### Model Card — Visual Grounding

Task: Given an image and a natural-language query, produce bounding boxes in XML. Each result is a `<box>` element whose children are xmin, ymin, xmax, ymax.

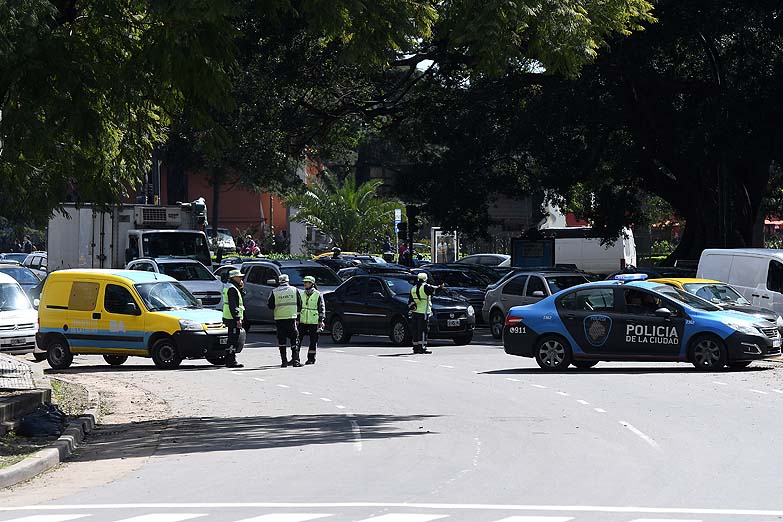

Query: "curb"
<box><xmin>0</xmin><ymin>379</ymin><xmax>101</xmax><ymax>490</ymax></box>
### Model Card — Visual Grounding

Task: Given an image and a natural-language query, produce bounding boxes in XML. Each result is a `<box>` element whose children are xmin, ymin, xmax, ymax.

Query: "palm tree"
<box><xmin>287</xmin><ymin>172</ymin><xmax>400</xmax><ymax>251</ymax></box>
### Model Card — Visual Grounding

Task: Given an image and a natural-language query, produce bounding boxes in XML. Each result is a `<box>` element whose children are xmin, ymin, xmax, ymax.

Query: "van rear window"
<box><xmin>69</xmin><ymin>282</ymin><xmax>100</xmax><ymax>311</ymax></box>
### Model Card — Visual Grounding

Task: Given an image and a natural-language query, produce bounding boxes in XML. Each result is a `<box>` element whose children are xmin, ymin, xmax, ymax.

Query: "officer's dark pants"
<box><xmin>299</xmin><ymin>323</ymin><xmax>319</xmax><ymax>362</ymax></box>
<box><xmin>276</xmin><ymin>319</ymin><xmax>299</xmax><ymax>363</ymax></box>
<box><xmin>411</xmin><ymin>313</ymin><xmax>428</xmax><ymax>351</ymax></box>
<box><xmin>222</xmin><ymin>318</ymin><xmax>245</xmax><ymax>365</ymax></box>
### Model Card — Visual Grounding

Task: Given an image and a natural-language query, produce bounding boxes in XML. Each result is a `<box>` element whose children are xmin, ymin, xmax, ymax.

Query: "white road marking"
<box><xmin>359</xmin><ymin>513</ymin><xmax>448</xmax><ymax>522</ymax></box>
<box><xmin>556</xmin><ymin>392</ymin><xmax>570</xmax><ymax>397</ymax></box>
<box><xmin>0</xmin><ymin>516</ymin><xmax>90</xmax><ymax>522</ymax></box>
<box><xmin>629</xmin><ymin>520</ymin><xmax>701</xmax><ymax>522</ymax></box>
<box><xmin>333</xmin><ymin>349</ymin><xmax>345</xmax><ymax>353</ymax></box>
<box><xmin>405</xmin><ymin>360</ymin><xmax>419</xmax><ymax>363</ymax></box>
<box><xmin>319</xmin><ymin>397</ymin><xmax>332</xmax><ymax>402</ymax></box>
<box><xmin>439</xmin><ymin>365</ymin><xmax>454</xmax><ymax>369</ymax></box>
<box><xmin>749</xmin><ymin>389</ymin><xmax>768</xmax><ymax>395</ymax></box>
<box><xmin>301</xmin><ymin>391</ymin><xmax>312</xmax><ymax>395</ymax></box>
<box><xmin>712</xmin><ymin>381</ymin><xmax>728</xmax><ymax>385</ymax></box>
<box><xmin>336</xmin><ymin>405</ymin><xmax>346</xmax><ymax>409</ymax></box>
<box><xmin>349</xmin><ymin>420</ymin><xmax>363</xmax><ymax>452</ymax></box>
<box><xmin>531</xmin><ymin>384</ymin><xmax>547</xmax><ymax>389</ymax></box>
<box><xmin>505</xmin><ymin>377</ymin><xmax>521</xmax><ymax>382</ymax></box>
<box><xmin>231</xmin><ymin>513</ymin><xmax>331</xmax><ymax>522</ymax></box>
<box><xmin>494</xmin><ymin>517</ymin><xmax>574</xmax><ymax>522</ymax></box>
<box><xmin>112</xmin><ymin>515</ymin><xmax>206</xmax><ymax>522</ymax></box>
<box><xmin>619</xmin><ymin>421</ymin><xmax>660</xmax><ymax>450</ymax></box>
<box><xmin>276</xmin><ymin>384</ymin><xmax>290</xmax><ymax>389</ymax></box>
<box><xmin>576</xmin><ymin>400</ymin><xmax>590</xmax><ymax>405</ymax></box>
<box><xmin>773</xmin><ymin>389</ymin><xmax>783</xmax><ymax>394</ymax></box>
<box><xmin>253</xmin><ymin>378</ymin><xmax>265</xmax><ymax>382</ymax></box>
<box><xmin>594</xmin><ymin>408</ymin><xmax>607</xmax><ymax>413</ymax></box>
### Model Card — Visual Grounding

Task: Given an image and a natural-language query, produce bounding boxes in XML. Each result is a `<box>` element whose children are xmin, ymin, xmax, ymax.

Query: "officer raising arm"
<box><xmin>268</xmin><ymin>274</ymin><xmax>303</xmax><ymax>367</ymax></box>
<box><xmin>222</xmin><ymin>269</ymin><xmax>246</xmax><ymax>368</ymax></box>
<box><xmin>299</xmin><ymin>275</ymin><xmax>326</xmax><ymax>365</ymax></box>
<box><xmin>409</xmin><ymin>272</ymin><xmax>444</xmax><ymax>354</ymax></box>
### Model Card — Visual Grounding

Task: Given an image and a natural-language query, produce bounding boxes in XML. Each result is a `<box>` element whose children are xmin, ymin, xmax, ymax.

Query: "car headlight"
<box><xmin>725</xmin><ymin>322</ymin><xmax>761</xmax><ymax>336</ymax></box>
<box><xmin>776</xmin><ymin>316</ymin><xmax>783</xmax><ymax>328</ymax></box>
<box><xmin>467</xmin><ymin>305</ymin><xmax>475</xmax><ymax>316</ymax></box>
<box><xmin>179</xmin><ymin>319</ymin><xmax>203</xmax><ymax>331</ymax></box>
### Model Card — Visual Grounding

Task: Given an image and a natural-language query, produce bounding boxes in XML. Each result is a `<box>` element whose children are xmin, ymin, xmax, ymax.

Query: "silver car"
<box><xmin>483</xmin><ymin>271</ymin><xmax>591</xmax><ymax>339</ymax></box>
<box><xmin>126</xmin><ymin>257</ymin><xmax>224</xmax><ymax>309</ymax></box>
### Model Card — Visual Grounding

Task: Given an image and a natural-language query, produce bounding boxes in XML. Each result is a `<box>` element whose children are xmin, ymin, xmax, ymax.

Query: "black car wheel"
<box><xmin>103</xmin><ymin>355</ymin><xmax>128</xmax><ymax>367</ymax></box>
<box><xmin>690</xmin><ymin>335</ymin><xmax>727</xmax><ymax>371</ymax></box>
<box><xmin>490</xmin><ymin>309</ymin><xmax>504</xmax><ymax>340</ymax></box>
<box><xmin>330</xmin><ymin>316</ymin><xmax>352</xmax><ymax>344</ymax></box>
<box><xmin>46</xmin><ymin>336</ymin><xmax>73</xmax><ymax>370</ymax></box>
<box><xmin>33</xmin><ymin>352</ymin><xmax>48</xmax><ymax>362</ymax></box>
<box><xmin>390</xmin><ymin>317</ymin><xmax>411</xmax><ymax>346</ymax></box>
<box><xmin>151</xmin><ymin>338</ymin><xmax>182</xmax><ymax>370</ymax></box>
<box><xmin>573</xmin><ymin>360</ymin><xmax>598</xmax><ymax>369</ymax></box>
<box><xmin>534</xmin><ymin>335</ymin><xmax>572</xmax><ymax>371</ymax></box>
<box><xmin>452</xmin><ymin>332</ymin><xmax>473</xmax><ymax>345</ymax></box>
<box><xmin>728</xmin><ymin>360</ymin><xmax>753</xmax><ymax>369</ymax></box>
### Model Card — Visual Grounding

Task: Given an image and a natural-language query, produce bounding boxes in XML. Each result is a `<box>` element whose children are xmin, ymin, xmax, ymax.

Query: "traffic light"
<box><xmin>407</xmin><ymin>205</ymin><xmax>419</xmax><ymax>235</ymax></box>
<box><xmin>397</xmin><ymin>221</ymin><xmax>408</xmax><ymax>237</ymax></box>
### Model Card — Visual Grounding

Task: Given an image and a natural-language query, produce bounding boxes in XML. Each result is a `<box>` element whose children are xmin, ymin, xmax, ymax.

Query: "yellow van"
<box><xmin>37</xmin><ymin>270</ymin><xmax>231</xmax><ymax>370</ymax></box>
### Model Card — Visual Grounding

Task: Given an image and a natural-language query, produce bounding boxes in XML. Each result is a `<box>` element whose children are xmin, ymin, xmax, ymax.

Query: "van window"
<box><xmin>698</xmin><ymin>253</ymin><xmax>732</xmax><ymax>282</ymax></box>
<box><xmin>68</xmin><ymin>282</ymin><xmax>100</xmax><ymax>311</ymax></box>
<box><xmin>104</xmin><ymin>284</ymin><xmax>139</xmax><ymax>315</ymax></box>
<box><xmin>767</xmin><ymin>260</ymin><xmax>783</xmax><ymax>293</ymax></box>
<box><xmin>728</xmin><ymin>255</ymin><xmax>767</xmax><ymax>288</ymax></box>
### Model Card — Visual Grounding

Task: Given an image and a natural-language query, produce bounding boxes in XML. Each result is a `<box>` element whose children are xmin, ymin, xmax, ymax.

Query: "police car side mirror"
<box><xmin>655</xmin><ymin>307</ymin><xmax>673</xmax><ymax>318</ymax></box>
<box><xmin>532</xmin><ymin>291</ymin><xmax>546</xmax><ymax>298</ymax></box>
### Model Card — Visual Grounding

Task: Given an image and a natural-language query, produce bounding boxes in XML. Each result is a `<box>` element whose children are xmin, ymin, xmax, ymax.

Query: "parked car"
<box><xmin>0</xmin><ymin>253</ymin><xmax>29</xmax><ymax>263</ymax></box>
<box><xmin>324</xmin><ymin>274</ymin><xmax>476</xmax><ymax>346</ymax></box>
<box><xmin>457</xmin><ymin>253</ymin><xmax>511</xmax><ymax>267</ymax></box>
<box><xmin>649</xmin><ymin>277</ymin><xmax>783</xmax><ymax>333</ymax></box>
<box><xmin>209</xmin><ymin>227</ymin><xmax>237</xmax><ymax>253</ymax></box>
<box><xmin>22</xmin><ymin>251</ymin><xmax>47</xmax><ymax>278</ymax></box>
<box><xmin>0</xmin><ymin>264</ymin><xmax>42</xmax><ymax>301</ymax></box>
<box><xmin>484</xmin><ymin>271</ymin><xmax>592</xmax><ymax>339</ymax></box>
<box><xmin>37</xmin><ymin>270</ymin><xmax>230</xmax><ymax>369</ymax></box>
<box><xmin>0</xmin><ymin>272</ymin><xmax>38</xmax><ymax>356</ymax></box>
<box><xmin>126</xmin><ymin>257</ymin><xmax>224</xmax><ymax>310</ymax></box>
<box><xmin>413</xmin><ymin>264</ymin><xmax>494</xmax><ymax>322</ymax></box>
<box><xmin>606</xmin><ymin>266</ymin><xmax>696</xmax><ymax>280</ymax></box>
<box><xmin>242</xmin><ymin>260</ymin><xmax>342</xmax><ymax>327</ymax></box>
<box><xmin>337</xmin><ymin>262</ymin><xmax>411</xmax><ymax>280</ymax></box>
<box><xmin>503</xmin><ymin>276</ymin><xmax>781</xmax><ymax>371</ymax></box>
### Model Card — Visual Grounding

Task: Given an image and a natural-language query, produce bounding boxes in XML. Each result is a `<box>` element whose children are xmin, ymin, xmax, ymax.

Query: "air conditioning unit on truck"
<box><xmin>47</xmin><ymin>199</ymin><xmax>212</xmax><ymax>271</ymax></box>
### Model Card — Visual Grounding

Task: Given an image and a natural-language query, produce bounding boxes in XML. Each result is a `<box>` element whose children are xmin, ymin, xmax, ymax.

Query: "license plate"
<box><xmin>9</xmin><ymin>337</ymin><xmax>27</xmax><ymax>345</ymax></box>
<box><xmin>219</xmin><ymin>337</ymin><xmax>228</xmax><ymax>345</ymax></box>
<box><xmin>447</xmin><ymin>319</ymin><xmax>461</xmax><ymax>327</ymax></box>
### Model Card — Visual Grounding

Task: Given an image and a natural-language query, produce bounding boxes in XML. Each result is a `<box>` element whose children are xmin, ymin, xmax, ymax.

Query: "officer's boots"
<box><xmin>291</xmin><ymin>347</ymin><xmax>302</xmax><ymax>367</ymax></box>
<box><xmin>279</xmin><ymin>347</ymin><xmax>288</xmax><ymax>368</ymax></box>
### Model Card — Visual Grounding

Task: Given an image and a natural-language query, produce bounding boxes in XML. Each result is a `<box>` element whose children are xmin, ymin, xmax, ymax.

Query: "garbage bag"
<box><xmin>17</xmin><ymin>404</ymin><xmax>67</xmax><ymax>437</ymax></box>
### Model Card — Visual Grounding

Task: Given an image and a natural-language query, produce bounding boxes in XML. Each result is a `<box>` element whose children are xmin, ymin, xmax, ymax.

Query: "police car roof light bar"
<box><xmin>613</xmin><ymin>274</ymin><xmax>648</xmax><ymax>282</ymax></box>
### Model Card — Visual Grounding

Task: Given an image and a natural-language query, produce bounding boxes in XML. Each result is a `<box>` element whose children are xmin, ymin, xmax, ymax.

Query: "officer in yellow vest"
<box><xmin>267</xmin><ymin>273</ymin><xmax>303</xmax><ymax>367</ymax></box>
<box><xmin>409</xmin><ymin>272</ymin><xmax>444</xmax><ymax>354</ymax></box>
<box><xmin>299</xmin><ymin>275</ymin><xmax>325</xmax><ymax>365</ymax></box>
<box><xmin>222</xmin><ymin>269</ymin><xmax>246</xmax><ymax>368</ymax></box>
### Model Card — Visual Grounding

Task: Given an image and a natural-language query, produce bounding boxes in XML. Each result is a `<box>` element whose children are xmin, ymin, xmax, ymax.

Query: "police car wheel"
<box><xmin>46</xmin><ymin>337</ymin><xmax>73</xmax><ymax>370</ymax></box>
<box><xmin>534</xmin><ymin>336</ymin><xmax>572</xmax><ymax>371</ymax></box>
<box><xmin>490</xmin><ymin>310</ymin><xmax>504</xmax><ymax>340</ymax></box>
<box><xmin>690</xmin><ymin>335</ymin><xmax>727</xmax><ymax>371</ymax></box>
<box><xmin>390</xmin><ymin>318</ymin><xmax>411</xmax><ymax>346</ymax></box>
<box><xmin>728</xmin><ymin>360</ymin><xmax>753</xmax><ymax>369</ymax></box>
<box><xmin>103</xmin><ymin>355</ymin><xmax>128</xmax><ymax>367</ymax></box>
<box><xmin>330</xmin><ymin>317</ymin><xmax>351</xmax><ymax>344</ymax></box>
<box><xmin>151</xmin><ymin>338</ymin><xmax>183</xmax><ymax>370</ymax></box>
<box><xmin>573</xmin><ymin>360</ymin><xmax>598</xmax><ymax>369</ymax></box>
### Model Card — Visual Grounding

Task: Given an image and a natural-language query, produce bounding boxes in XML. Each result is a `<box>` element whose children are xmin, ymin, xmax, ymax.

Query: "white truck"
<box><xmin>47</xmin><ymin>201</ymin><xmax>213</xmax><ymax>271</ymax></box>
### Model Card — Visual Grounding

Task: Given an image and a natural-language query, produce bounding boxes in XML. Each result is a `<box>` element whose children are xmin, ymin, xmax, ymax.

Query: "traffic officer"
<box><xmin>267</xmin><ymin>273</ymin><xmax>302</xmax><ymax>367</ymax></box>
<box><xmin>222</xmin><ymin>269</ymin><xmax>246</xmax><ymax>368</ymax></box>
<box><xmin>299</xmin><ymin>275</ymin><xmax>325</xmax><ymax>365</ymax></box>
<box><xmin>408</xmin><ymin>272</ymin><xmax>444</xmax><ymax>354</ymax></box>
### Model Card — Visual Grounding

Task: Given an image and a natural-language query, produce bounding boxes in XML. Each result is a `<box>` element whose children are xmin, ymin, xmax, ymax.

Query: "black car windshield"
<box><xmin>547</xmin><ymin>275</ymin><xmax>591</xmax><ymax>293</ymax></box>
<box><xmin>135</xmin><ymin>282</ymin><xmax>199</xmax><ymax>311</ymax></box>
<box><xmin>650</xmin><ymin>285</ymin><xmax>720</xmax><ymax>311</ymax></box>
<box><xmin>0</xmin><ymin>283</ymin><xmax>31</xmax><ymax>310</ymax></box>
<box><xmin>159</xmin><ymin>262</ymin><xmax>215</xmax><ymax>282</ymax></box>
<box><xmin>383</xmin><ymin>276</ymin><xmax>417</xmax><ymax>296</ymax></box>
<box><xmin>282</xmin><ymin>267</ymin><xmax>342</xmax><ymax>286</ymax></box>
<box><xmin>684</xmin><ymin>283</ymin><xmax>750</xmax><ymax>305</ymax></box>
<box><xmin>0</xmin><ymin>267</ymin><xmax>40</xmax><ymax>285</ymax></box>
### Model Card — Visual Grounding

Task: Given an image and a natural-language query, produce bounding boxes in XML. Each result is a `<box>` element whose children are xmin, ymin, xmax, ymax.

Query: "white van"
<box><xmin>542</xmin><ymin>227</ymin><xmax>637</xmax><ymax>275</ymax></box>
<box><xmin>697</xmin><ymin>249</ymin><xmax>783</xmax><ymax>314</ymax></box>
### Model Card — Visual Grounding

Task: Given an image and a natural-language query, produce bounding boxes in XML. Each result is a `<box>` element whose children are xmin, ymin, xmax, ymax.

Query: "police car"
<box><xmin>503</xmin><ymin>275</ymin><xmax>782</xmax><ymax>371</ymax></box>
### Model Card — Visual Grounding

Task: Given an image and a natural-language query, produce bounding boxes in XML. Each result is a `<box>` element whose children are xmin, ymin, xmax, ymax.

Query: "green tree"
<box><xmin>286</xmin><ymin>172</ymin><xmax>400</xmax><ymax>251</ymax></box>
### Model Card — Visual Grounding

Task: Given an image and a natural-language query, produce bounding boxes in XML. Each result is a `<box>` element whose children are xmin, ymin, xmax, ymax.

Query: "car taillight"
<box><xmin>505</xmin><ymin>316</ymin><xmax>523</xmax><ymax>326</ymax></box>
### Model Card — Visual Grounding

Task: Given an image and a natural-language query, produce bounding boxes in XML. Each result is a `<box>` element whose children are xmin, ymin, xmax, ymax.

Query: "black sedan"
<box><xmin>413</xmin><ymin>265</ymin><xmax>493</xmax><ymax>322</ymax></box>
<box><xmin>324</xmin><ymin>274</ymin><xmax>476</xmax><ymax>346</ymax></box>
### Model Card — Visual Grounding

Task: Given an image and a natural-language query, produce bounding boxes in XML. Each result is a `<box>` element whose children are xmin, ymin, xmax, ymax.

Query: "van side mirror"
<box><xmin>532</xmin><ymin>290</ymin><xmax>546</xmax><ymax>297</ymax></box>
<box><xmin>655</xmin><ymin>307</ymin><xmax>673</xmax><ymax>318</ymax></box>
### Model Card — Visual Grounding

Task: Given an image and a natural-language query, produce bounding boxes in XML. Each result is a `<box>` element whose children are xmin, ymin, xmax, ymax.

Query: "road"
<box><xmin>2</xmin><ymin>328</ymin><xmax>783</xmax><ymax>522</ymax></box>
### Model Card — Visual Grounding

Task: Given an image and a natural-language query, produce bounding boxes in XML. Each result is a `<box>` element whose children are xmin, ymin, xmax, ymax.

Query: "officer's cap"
<box><xmin>417</xmin><ymin>272</ymin><xmax>428</xmax><ymax>281</ymax></box>
<box><xmin>228</xmin><ymin>269</ymin><xmax>244</xmax><ymax>279</ymax></box>
<box><xmin>303</xmin><ymin>275</ymin><xmax>316</xmax><ymax>284</ymax></box>
<box><xmin>278</xmin><ymin>274</ymin><xmax>289</xmax><ymax>283</ymax></box>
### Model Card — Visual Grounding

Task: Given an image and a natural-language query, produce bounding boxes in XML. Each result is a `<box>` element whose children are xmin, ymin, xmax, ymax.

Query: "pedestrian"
<box><xmin>222</xmin><ymin>269</ymin><xmax>246</xmax><ymax>368</ymax></box>
<box><xmin>268</xmin><ymin>273</ymin><xmax>302</xmax><ymax>367</ymax></box>
<box><xmin>331</xmin><ymin>247</ymin><xmax>342</xmax><ymax>259</ymax></box>
<box><xmin>22</xmin><ymin>235</ymin><xmax>33</xmax><ymax>254</ymax></box>
<box><xmin>382</xmin><ymin>237</ymin><xmax>392</xmax><ymax>253</ymax></box>
<box><xmin>408</xmin><ymin>272</ymin><xmax>444</xmax><ymax>354</ymax></box>
<box><xmin>299</xmin><ymin>275</ymin><xmax>325</xmax><ymax>365</ymax></box>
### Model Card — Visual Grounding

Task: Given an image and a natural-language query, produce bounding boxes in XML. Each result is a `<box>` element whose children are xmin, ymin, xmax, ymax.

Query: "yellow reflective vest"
<box><xmin>410</xmin><ymin>284</ymin><xmax>432</xmax><ymax>315</ymax></box>
<box><xmin>273</xmin><ymin>286</ymin><xmax>299</xmax><ymax>320</ymax></box>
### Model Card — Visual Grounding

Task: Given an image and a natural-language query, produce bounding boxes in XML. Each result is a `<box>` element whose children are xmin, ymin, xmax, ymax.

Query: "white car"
<box><xmin>457</xmin><ymin>253</ymin><xmax>511</xmax><ymax>267</ymax></box>
<box><xmin>126</xmin><ymin>257</ymin><xmax>224</xmax><ymax>310</ymax></box>
<box><xmin>0</xmin><ymin>272</ymin><xmax>38</xmax><ymax>355</ymax></box>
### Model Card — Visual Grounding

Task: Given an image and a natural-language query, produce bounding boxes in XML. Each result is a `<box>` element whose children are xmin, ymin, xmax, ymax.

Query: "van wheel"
<box><xmin>103</xmin><ymin>355</ymin><xmax>128</xmax><ymax>367</ymax></box>
<box><xmin>33</xmin><ymin>352</ymin><xmax>48</xmax><ymax>362</ymax></box>
<box><xmin>390</xmin><ymin>317</ymin><xmax>411</xmax><ymax>346</ymax></box>
<box><xmin>47</xmin><ymin>337</ymin><xmax>73</xmax><ymax>370</ymax></box>
<box><xmin>534</xmin><ymin>335</ymin><xmax>572</xmax><ymax>371</ymax></box>
<box><xmin>330</xmin><ymin>316</ymin><xmax>351</xmax><ymax>344</ymax></box>
<box><xmin>490</xmin><ymin>309</ymin><xmax>504</xmax><ymax>339</ymax></box>
<box><xmin>151</xmin><ymin>338</ymin><xmax>182</xmax><ymax>370</ymax></box>
<box><xmin>690</xmin><ymin>334</ymin><xmax>727</xmax><ymax>371</ymax></box>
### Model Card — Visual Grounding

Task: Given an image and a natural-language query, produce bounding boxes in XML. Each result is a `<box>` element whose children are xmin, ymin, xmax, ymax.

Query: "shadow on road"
<box><xmin>45</xmin><ymin>364</ymin><xmax>223</xmax><ymax>374</ymax></box>
<box><xmin>481</xmin><ymin>366</ymin><xmax>774</xmax><ymax>375</ymax></box>
<box><xmin>77</xmin><ymin>413</ymin><xmax>439</xmax><ymax>462</ymax></box>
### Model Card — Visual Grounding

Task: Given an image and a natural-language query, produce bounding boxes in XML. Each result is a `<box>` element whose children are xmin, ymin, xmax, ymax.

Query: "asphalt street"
<box><xmin>2</xmin><ymin>327</ymin><xmax>783</xmax><ymax>522</ymax></box>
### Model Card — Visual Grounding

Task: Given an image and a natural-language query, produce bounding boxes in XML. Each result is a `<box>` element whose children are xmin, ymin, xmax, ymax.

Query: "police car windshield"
<box><xmin>159</xmin><ymin>262</ymin><xmax>215</xmax><ymax>282</ymax></box>
<box><xmin>651</xmin><ymin>285</ymin><xmax>720</xmax><ymax>311</ymax></box>
<box><xmin>135</xmin><ymin>281</ymin><xmax>199</xmax><ymax>311</ymax></box>
<box><xmin>0</xmin><ymin>283</ymin><xmax>31</xmax><ymax>310</ymax></box>
<box><xmin>383</xmin><ymin>277</ymin><xmax>416</xmax><ymax>296</ymax></box>
<box><xmin>282</xmin><ymin>267</ymin><xmax>341</xmax><ymax>287</ymax></box>
<box><xmin>546</xmin><ymin>275</ymin><xmax>591</xmax><ymax>293</ymax></box>
<box><xmin>684</xmin><ymin>283</ymin><xmax>750</xmax><ymax>305</ymax></box>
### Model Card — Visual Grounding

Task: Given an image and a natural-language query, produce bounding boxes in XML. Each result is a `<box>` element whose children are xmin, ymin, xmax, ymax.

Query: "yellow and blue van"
<box><xmin>37</xmin><ymin>270</ymin><xmax>232</xmax><ymax>370</ymax></box>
